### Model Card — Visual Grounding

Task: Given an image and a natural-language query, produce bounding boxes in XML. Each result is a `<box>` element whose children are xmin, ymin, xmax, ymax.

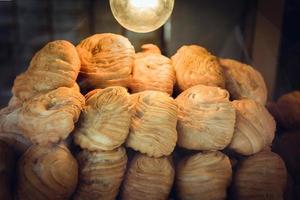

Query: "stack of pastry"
<box><xmin>0</xmin><ymin>33</ymin><xmax>289</xmax><ymax>200</ymax></box>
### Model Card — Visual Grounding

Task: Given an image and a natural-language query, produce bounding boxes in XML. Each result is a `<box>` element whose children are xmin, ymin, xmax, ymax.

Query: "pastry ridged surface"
<box><xmin>126</xmin><ymin>91</ymin><xmax>178</xmax><ymax>157</ymax></box>
<box><xmin>74</xmin><ymin>87</ymin><xmax>131</xmax><ymax>151</ymax></box>
<box><xmin>220</xmin><ymin>58</ymin><xmax>267</xmax><ymax>105</ymax></box>
<box><xmin>17</xmin><ymin>145</ymin><xmax>78</xmax><ymax>200</ymax></box>
<box><xmin>122</xmin><ymin>154</ymin><xmax>174</xmax><ymax>200</ymax></box>
<box><xmin>176</xmin><ymin>151</ymin><xmax>232</xmax><ymax>200</ymax></box>
<box><xmin>18</xmin><ymin>87</ymin><xmax>85</xmax><ymax>145</ymax></box>
<box><xmin>12</xmin><ymin>40</ymin><xmax>80</xmax><ymax>102</ymax></box>
<box><xmin>233</xmin><ymin>151</ymin><xmax>287</xmax><ymax>200</ymax></box>
<box><xmin>171</xmin><ymin>45</ymin><xmax>225</xmax><ymax>91</ymax></box>
<box><xmin>74</xmin><ymin>147</ymin><xmax>127</xmax><ymax>200</ymax></box>
<box><xmin>175</xmin><ymin>84</ymin><xmax>235</xmax><ymax>150</ymax></box>
<box><xmin>130</xmin><ymin>44</ymin><xmax>175</xmax><ymax>94</ymax></box>
<box><xmin>76</xmin><ymin>33</ymin><xmax>135</xmax><ymax>88</ymax></box>
<box><xmin>229</xmin><ymin>99</ymin><xmax>275</xmax><ymax>155</ymax></box>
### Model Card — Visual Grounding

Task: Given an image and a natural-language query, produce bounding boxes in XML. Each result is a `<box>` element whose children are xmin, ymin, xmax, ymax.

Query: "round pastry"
<box><xmin>233</xmin><ymin>151</ymin><xmax>287</xmax><ymax>199</ymax></box>
<box><xmin>74</xmin><ymin>87</ymin><xmax>131</xmax><ymax>151</ymax></box>
<box><xmin>73</xmin><ymin>147</ymin><xmax>127</xmax><ymax>200</ymax></box>
<box><xmin>130</xmin><ymin>44</ymin><xmax>175</xmax><ymax>95</ymax></box>
<box><xmin>228</xmin><ymin>99</ymin><xmax>276</xmax><ymax>155</ymax></box>
<box><xmin>267</xmin><ymin>90</ymin><xmax>300</xmax><ymax>129</ymax></box>
<box><xmin>121</xmin><ymin>153</ymin><xmax>174</xmax><ymax>200</ymax></box>
<box><xmin>171</xmin><ymin>45</ymin><xmax>225</xmax><ymax>92</ymax></box>
<box><xmin>18</xmin><ymin>87</ymin><xmax>85</xmax><ymax>145</ymax></box>
<box><xmin>17</xmin><ymin>145</ymin><xmax>78</xmax><ymax>200</ymax></box>
<box><xmin>220</xmin><ymin>58</ymin><xmax>267</xmax><ymax>105</ymax></box>
<box><xmin>0</xmin><ymin>141</ymin><xmax>15</xmax><ymax>200</ymax></box>
<box><xmin>12</xmin><ymin>40</ymin><xmax>81</xmax><ymax>102</ymax></box>
<box><xmin>76</xmin><ymin>33</ymin><xmax>135</xmax><ymax>88</ymax></box>
<box><xmin>175</xmin><ymin>84</ymin><xmax>235</xmax><ymax>150</ymax></box>
<box><xmin>176</xmin><ymin>151</ymin><xmax>232</xmax><ymax>200</ymax></box>
<box><xmin>126</xmin><ymin>91</ymin><xmax>177</xmax><ymax>157</ymax></box>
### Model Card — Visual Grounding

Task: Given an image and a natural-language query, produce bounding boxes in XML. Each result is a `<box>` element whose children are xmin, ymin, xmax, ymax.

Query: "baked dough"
<box><xmin>74</xmin><ymin>87</ymin><xmax>131</xmax><ymax>151</ymax></box>
<box><xmin>130</xmin><ymin>44</ymin><xmax>175</xmax><ymax>94</ymax></box>
<box><xmin>175</xmin><ymin>84</ymin><xmax>235</xmax><ymax>150</ymax></box>
<box><xmin>176</xmin><ymin>151</ymin><xmax>232</xmax><ymax>200</ymax></box>
<box><xmin>17</xmin><ymin>145</ymin><xmax>78</xmax><ymax>200</ymax></box>
<box><xmin>171</xmin><ymin>45</ymin><xmax>225</xmax><ymax>92</ymax></box>
<box><xmin>233</xmin><ymin>151</ymin><xmax>287</xmax><ymax>199</ymax></box>
<box><xmin>76</xmin><ymin>33</ymin><xmax>135</xmax><ymax>88</ymax></box>
<box><xmin>229</xmin><ymin>99</ymin><xmax>276</xmax><ymax>155</ymax></box>
<box><xmin>220</xmin><ymin>58</ymin><xmax>267</xmax><ymax>105</ymax></box>
<box><xmin>74</xmin><ymin>147</ymin><xmax>127</xmax><ymax>200</ymax></box>
<box><xmin>267</xmin><ymin>90</ymin><xmax>300</xmax><ymax>129</ymax></box>
<box><xmin>126</xmin><ymin>91</ymin><xmax>177</xmax><ymax>157</ymax></box>
<box><xmin>121</xmin><ymin>154</ymin><xmax>174</xmax><ymax>200</ymax></box>
<box><xmin>12</xmin><ymin>40</ymin><xmax>80</xmax><ymax>102</ymax></box>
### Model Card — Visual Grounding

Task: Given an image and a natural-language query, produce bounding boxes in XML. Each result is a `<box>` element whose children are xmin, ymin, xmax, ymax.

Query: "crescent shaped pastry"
<box><xmin>18</xmin><ymin>87</ymin><xmax>85</xmax><ymax>145</ymax></box>
<box><xmin>121</xmin><ymin>154</ymin><xmax>174</xmax><ymax>200</ymax></box>
<box><xmin>12</xmin><ymin>40</ymin><xmax>80</xmax><ymax>102</ymax></box>
<box><xmin>0</xmin><ymin>141</ymin><xmax>15</xmax><ymax>200</ymax></box>
<box><xmin>76</xmin><ymin>33</ymin><xmax>135</xmax><ymax>88</ymax></box>
<box><xmin>74</xmin><ymin>87</ymin><xmax>131</xmax><ymax>151</ymax></box>
<box><xmin>176</xmin><ymin>151</ymin><xmax>232</xmax><ymax>200</ymax></box>
<box><xmin>233</xmin><ymin>151</ymin><xmax>287</xmax><ymax>199</ymax></box>
<box><xmin>228</xmin><ymin>99</ymin><xmax>276</xmax><ymax>155</ymax></box>
<box><xmin>130</xmin><ymin>44</ymin><xmax>175</xmax><ymax>95</ymax></box>
<box><xmin>73</xmin><ymin>147</ymin><xmax>127</xmax><ymax>200</ymax></box>
<box><xmin>126</xmin><ymin>91</ymin><xmax>177</xmax><ymax>157</ymax></box>
<box><xmin>17</xmin><ymin>145</ymin><xmax>78</xmax><ymax>200</ymax></box>
<box><xmin>171</xmin><ymin>45</ymin><xmax>225</xmax><ymax>92</ymax></box>
<box><xmin>267</xmin><ymin>90</ymin><xmax>300</xmax><ymax>129</ymax></box>
<box><xmin>220</xmin><ymin>58</ymin><xmax>267</xmax><ymax>105</ymax></box>
<box><xmin>175</xmin><ymin>84</ymin><xmax>235</xmax><ymax>150</ymax></box>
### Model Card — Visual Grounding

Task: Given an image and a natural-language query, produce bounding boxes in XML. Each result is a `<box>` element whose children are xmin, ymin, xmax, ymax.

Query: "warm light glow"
<box><xmin>110</xmin><ymin>0</ymin><xmax>174</xmax><ymax>33</ymax></box>
<box><xmin>129</xmin><ymin>0</ymin><xmax>159</xmax><ymax>9</ymax></box>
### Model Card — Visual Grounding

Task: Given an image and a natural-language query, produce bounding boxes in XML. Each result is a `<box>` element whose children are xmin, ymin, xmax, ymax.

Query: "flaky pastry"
<box><xmin>175</xmin><ymin>84</ymin><xmax>235</xmax><ymax>150</ymax></box>
<box><xmin>130</xmin><ymin>44</ymin><xmax>175</xmax><ymax>94</ymax></box>
<box><xmin>12</xmin><ymin>40</ymin><xmax>80</xmax><ymax>102</ymax></box>
<box><xmin>122</xmin><ymin>154</ymin><xmax>174</xmax><ymax>200</ymax></box>
<box><xmin>126</xmin><ymin>91</ymin><xmax>177</xmax><ymax>157</ymax></box>
<box><xmin>74</xmin><ymin>87</ymin><xmax>131</xmax><ymax>151</ymax></box>
<box><xmin>76</xmin><ymin>33</ymin><xmax>135</xmax><ymax>88</ymax></box>
<box><xmin>171</xmin><ymin>45</ymin><xmax>225</xmax><ymax>92</ymax></box>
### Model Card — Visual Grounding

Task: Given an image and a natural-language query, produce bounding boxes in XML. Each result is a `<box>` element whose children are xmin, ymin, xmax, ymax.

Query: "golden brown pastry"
<box><xmin>0</xmin><ymin>87</ymin><xmax>84</xmax><ymax>145</ymax></box>
<box><xmin>267</xmin><ymin>91</ymin><xmax>300</xmax><ymax>129</ymax></box>
<box><xmin>126</xmin><ymin>91</ymin><xmax>177</xmax><ymax>157</ymax></box>
<box><xmin>130</xmin><ymin>44</ymin><xmax>175</xmax><ymax>94</ymax></box>
<box><xmin>12</xmin><ymin>40</ymin><xmax>81</xmax><ymax>102</ymax></box>
<box><xmin>17</xmin><ymin>145</ymin><xmax>78</xmax><ymax>200</ymax></box>
<box><xmin>19</xmin><ymin>87</ymin><xmax>84</xmax><ymax>145</ymax></box>
<box><xmin>73</xmin><ymin>147</ymin><xmax>127</xmax><ymax>200</ymax></box>
<box><xmin>228</xmin><ymin>99</ymin><xmax>276</xmax><ymax>155</ymax></box>
<box><xmin>121</xmin><ymin>154</ymin><xmax>174</xmax><ymax>200</ymax></box>
<box><xmin>76</xmin><ymin>33</ymin><xmax>135</xmax><ymax>88</ymax></box>
<box><xmin>0</xmin><ymin>141</ymin><xmax>15</xmax><ymax>200</ymax></box>
<box><xmin>233</xmin><ymin>151</ymin><xmax>287</xmax><ymax>200</ymax></box>
<box><xmin>175</xmin><ymin>84</ymin><xmax>235</xmax><ymax>150</ymax></box>
<box><xmin>220</xmin><ymin>58</ymin><xmax>267</xmax><ymax>105</ymax></box>
<box><xmin>74</xmin><ymin>87</ymin><xmax>131</xmax><ymax>151</ymax></box>
<box><xmin>171</xmin><ymin>45</ymin><xmax>225</xmax><ymax>92</ymax></box>
<box><xmin>176</xmin><ymin>151</ymin><xmax>232</xmax><ymax>200</ymax></box>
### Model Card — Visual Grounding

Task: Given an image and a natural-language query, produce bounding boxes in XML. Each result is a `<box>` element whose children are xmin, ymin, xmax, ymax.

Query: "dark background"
<box><xmin>0</xmin><ymin>0</ymin><xmax>299</xmax><ymax>107</ymax></box>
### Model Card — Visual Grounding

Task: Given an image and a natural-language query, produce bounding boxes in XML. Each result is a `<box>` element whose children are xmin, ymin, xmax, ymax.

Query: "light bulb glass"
<box><xmin>110</xmin><ymin>0</ymin><xmax>174</xmax><ymax>33</ymax></box>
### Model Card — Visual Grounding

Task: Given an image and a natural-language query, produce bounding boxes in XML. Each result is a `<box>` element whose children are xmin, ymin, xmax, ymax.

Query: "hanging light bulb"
<box><xmin>110</xmin><ymin>0</ymin><xmax>174</xmax><ymax>33</ymax></box>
